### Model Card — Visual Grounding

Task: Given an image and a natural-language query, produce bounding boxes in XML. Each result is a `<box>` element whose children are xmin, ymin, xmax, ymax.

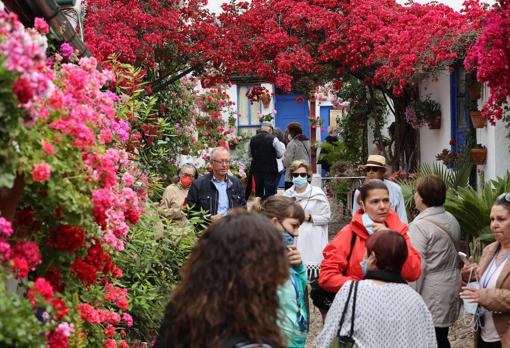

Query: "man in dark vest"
<box><xmin>249</xmin><ymin>122</ymin><xmax>285</xmax><ymax>198</ymax></box>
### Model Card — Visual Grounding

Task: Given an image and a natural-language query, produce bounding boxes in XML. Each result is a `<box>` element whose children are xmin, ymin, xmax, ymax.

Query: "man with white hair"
<box><xmin>248</xmin><ymin>122</ymin><xmax>285</xmax><ymax>198</ymax></box>
<box><xmin>187</xmin><ymin>147</ymin><xmax>246</xmax><ymax>223</ymax></box>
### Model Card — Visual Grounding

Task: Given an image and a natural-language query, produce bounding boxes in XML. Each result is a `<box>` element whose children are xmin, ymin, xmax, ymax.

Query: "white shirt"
<box><xmin>481</xmin><ymin>256</ymin><xmax>510</xmax><ymax>342</ymax></box>
<box><xmin>352</xmin><ymin>179</ymin><xmax>408</xmax><ymax>223</ymax></box>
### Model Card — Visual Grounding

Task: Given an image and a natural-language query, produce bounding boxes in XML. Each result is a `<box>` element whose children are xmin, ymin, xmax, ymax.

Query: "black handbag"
<box><xmin>330</xmin><ymin>280</ymin><xmax>358</xmax><ymax>348</ymax></box>
<box><xmin>311</xmin><ymin>232</ymin><xmax>357</xmax><ymax>311</ymax></box>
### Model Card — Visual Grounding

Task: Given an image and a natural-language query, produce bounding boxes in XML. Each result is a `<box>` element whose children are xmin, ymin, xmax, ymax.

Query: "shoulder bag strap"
<box><xmin>422</xmin><ymin>217</ymin><xmax>457</xmax><ymax>251</ymax></box>
<box><xmin>342</xmin><ymin>232</ymin><xmax>357</xmax><ymax>276</ymax></box>
<box><xmin>336</xmin><ymin>281</ymin><xmax>355</xmax><ymax>337</ymax></box>
<box><xmin>347</xmin><ymin>281</ymin><xmax>359</xmax><ymax>337</ymax></box>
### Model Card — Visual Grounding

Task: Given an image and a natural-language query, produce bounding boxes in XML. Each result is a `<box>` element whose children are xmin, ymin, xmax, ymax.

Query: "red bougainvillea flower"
<box><xmin>32</xmin><ymin>162</ymin><xmax>51</xmax><ymax>182</ymax></box>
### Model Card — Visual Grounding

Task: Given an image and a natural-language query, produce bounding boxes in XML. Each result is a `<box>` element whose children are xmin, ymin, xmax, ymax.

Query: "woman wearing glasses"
<box><xmin>283</xmin><ymin>160</ymin><xmax>331</xmax><ymax>282</ymax></box>
<box><xmin>461</xmin><ymin>193</ymin><xmax>510</xmax><ymax>348</ymax></box>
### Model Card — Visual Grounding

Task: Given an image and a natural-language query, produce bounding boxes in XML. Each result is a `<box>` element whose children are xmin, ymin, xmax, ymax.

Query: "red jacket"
<box><xmin>318</xmin><ymin>209</ymin><xmax>422</xmax><ymax>292</ymax></box>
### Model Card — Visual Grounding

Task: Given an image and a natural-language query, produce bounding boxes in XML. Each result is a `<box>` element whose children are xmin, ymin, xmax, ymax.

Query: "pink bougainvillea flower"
<box><xmin>32</xmin><ymin>162</ymin><xmax>51</xmax><ymax>182</ymax></box>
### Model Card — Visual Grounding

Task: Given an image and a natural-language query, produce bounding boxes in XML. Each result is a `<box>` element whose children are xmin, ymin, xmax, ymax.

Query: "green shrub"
<box><xmin>111</xmin><ymin>202</ymin><xmax>199</xmax><ymax>343</ymax></box>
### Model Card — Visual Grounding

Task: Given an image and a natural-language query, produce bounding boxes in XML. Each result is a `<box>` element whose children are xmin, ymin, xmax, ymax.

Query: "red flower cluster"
<box><xmin>12</xmin><ymin>77</ymin><xmax>34</xmax><ymax>104</ymax></box>
<box><xmin>465</xmin><ymin>0</ymin><xmax>509</xmax><ymax>124</ymax></box>
<box><xmin>71</xmin><ymin>238</ymin><xmax>122</xmax><ymax>286</ymax></box>
<box><xmin>48</xmin><ymin>225</ymin><xmax>86</xmax><ymax>253</ymax></box>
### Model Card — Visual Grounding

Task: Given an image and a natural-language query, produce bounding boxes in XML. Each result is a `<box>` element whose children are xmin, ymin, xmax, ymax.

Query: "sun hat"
<box><xmin>362</xmin><ymin>155</ymin><xmax>387</xmax><ymax>168</ymax></box>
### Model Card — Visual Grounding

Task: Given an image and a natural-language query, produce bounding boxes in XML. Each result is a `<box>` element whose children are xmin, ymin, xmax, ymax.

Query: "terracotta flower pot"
<box><xmin>427</xmin><ymin>113</ymin><xmax>441</xmax><ymax>129</ymax></box>
<box><xmin>471</xmin><ymin>148</ymin><xmax>487</xmax><ymax>165</ymax></box>
<box><xmin>470</xmin><ymin>111</ymin><xmax>485</xmax><ymax>128</ymax></box>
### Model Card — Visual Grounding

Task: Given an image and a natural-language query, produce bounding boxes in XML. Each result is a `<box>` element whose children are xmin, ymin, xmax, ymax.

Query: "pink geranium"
<box><xmin>34</xmin><ymin>18</ymin><xmax>49</xmax><ymax>35</ymax></box>
<box><xmin>32</xmin><ymin>162</ymin><xmax>51</xmax><ymax>182</ymax></box>
<box><xmin>0</xmin><ymin>217</ymin><xmax>14</xmax><ymax>238</ymax></box>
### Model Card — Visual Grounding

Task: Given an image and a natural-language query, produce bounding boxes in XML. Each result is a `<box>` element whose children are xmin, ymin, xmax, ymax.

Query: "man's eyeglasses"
<box><xmin>364</xmin><ymin>167</ymin><xmax>381</xmax><ymax>173</ymax></box>
<box><xmin>291</xmin><ymin>173</ymin><xmax>307</xmax><ymax>178</ymax></box>
<box><xmin>181</xmin><ymin>173</ymin><xmax>194</xmax><ymax>178</ymax></box>
<box><xmin>212</xmin><ymin>159</ymin><xmax>231</xmax><ymax>165</ymax></box>
<box><xmin>497</xmin><ymin>192</ymin><xmax>510</xmax><ymax>202</ymax></box>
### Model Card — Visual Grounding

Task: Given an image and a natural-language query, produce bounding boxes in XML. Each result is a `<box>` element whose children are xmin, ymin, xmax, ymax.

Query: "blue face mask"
<box><xmin>282</xmin><ymin>231</ymin><xmax>295</xmax><ymax>247</ymax></box>
<box><xmin>360</xmin><ymin>259</ymin><xmax>368</xmax><ymax>275</ymax></box>
<box><xmin>362</xmin><ymin>213</ymin><xmax>375</xmax><ymax>235</ymax></box>
<box><xmin>292</xmin><ymin>176</ymin><xmax>308</xmax><ymax>188</ymax></box>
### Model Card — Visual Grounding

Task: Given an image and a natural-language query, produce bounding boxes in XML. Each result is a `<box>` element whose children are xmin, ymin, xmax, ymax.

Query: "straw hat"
<box><xmin>362</xmin><ymin>155</ymin><xmax>387</xmax><ymax>168</ymax></box>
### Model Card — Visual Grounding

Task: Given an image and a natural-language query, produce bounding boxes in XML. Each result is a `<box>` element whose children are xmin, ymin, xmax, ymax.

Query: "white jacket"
<box><xmin>283</xmin><ymin>184</ymin><xmax>331</xmax><ymax>278</ymax></box>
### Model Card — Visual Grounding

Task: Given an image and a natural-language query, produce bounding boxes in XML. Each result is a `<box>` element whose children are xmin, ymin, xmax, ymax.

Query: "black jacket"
<box><xmin>187</xmin><ymin>172</ymin><xmax>246</xmax><ymax>218</ymax></box>
<box><xmin>249</xmin><ymin>131</ymin><xmax>277</xmax><ymax>173</ymax></box>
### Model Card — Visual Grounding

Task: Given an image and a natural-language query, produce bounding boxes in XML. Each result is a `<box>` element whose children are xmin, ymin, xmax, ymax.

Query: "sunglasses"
<box><xmin>291</xmin><ymin>173</ymin><xmax>308</xmax><ymax>178</ymax></box>
<box><xmin>364</xmin><ymin>167</ymin><xmax>381</xmax><ymax>173</ymax></box>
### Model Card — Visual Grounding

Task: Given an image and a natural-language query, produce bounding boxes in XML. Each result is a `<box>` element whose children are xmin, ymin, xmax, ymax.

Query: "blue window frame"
<box><xmin>237</xmin><ymin>84</ymin><xmax>262</xmax><ymax>138</ymax></box>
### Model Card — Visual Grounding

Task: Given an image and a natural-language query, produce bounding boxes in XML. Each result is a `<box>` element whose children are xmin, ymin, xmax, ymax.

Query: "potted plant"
<box><xmin>470</xmin><ymin>144</ymin><xmax>487</xmax><ymax>165</ymax></box>
<box><xmin>405</xmin><ymin>96</ymin><xmax>441</xmax><ymax>129</ymax></box>
<box><xmin>465</xmin><ymin>69</ymin><xmax>482</xmax><ymax>100</ymax></box>
<box><xmin>467</xmin><ymin>99</ymin><xmax>486</xmax><ymax>128</ymax></box>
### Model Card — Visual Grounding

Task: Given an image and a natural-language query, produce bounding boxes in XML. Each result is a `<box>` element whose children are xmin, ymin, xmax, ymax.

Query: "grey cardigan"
<box><xmin>282</xmin><ymin>138</ymin><xmax>310</xmax><ymax>181</ymax></box>
<box><xmin>408</xmin><ymin>206</ymin><xmax>461</xmax><ymax>327</ymax></box>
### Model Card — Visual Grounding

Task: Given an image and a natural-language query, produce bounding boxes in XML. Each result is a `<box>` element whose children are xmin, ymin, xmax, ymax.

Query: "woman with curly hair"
<box><xmin>153</xmin><ymin>211</ymin><xmax>290</xmax><ymax>348</ymax></box>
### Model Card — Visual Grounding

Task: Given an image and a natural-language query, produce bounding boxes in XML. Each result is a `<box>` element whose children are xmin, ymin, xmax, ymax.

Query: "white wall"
<box><xmin>419</xmin><ymin>70</ymin><xmax>453</xmax><ymax>165</ymax></box>
<box><xmin>474</xmin><ymin>87</ymin><xmax>510</xmax><ymax>180</ymax></box>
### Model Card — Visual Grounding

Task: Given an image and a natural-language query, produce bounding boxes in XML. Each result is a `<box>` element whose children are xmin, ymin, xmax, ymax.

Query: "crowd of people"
<box><xmin>156</xmin><ymin>121</ymin><xmax>510</xmax><ymax>348</ymax></box>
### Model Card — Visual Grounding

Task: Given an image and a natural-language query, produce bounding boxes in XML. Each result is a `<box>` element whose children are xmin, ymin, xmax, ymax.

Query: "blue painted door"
<box><xmin>320</xmin><ymin>106</ymin><xmax>333</xmax><ymax>141</ymax></box>
<box><xmin>450</xmin><ymin>67</ymin><xmax>474</xmax><ymax>156</ymax></box>
<box><xmin>274</xmin><ymin>94</ymin><xmax>310</xmax><ymax>138</ymax></box>
<box><xmin>275</xmin><ymin>93</ymin><xmax>309</xmax><ymax>187</ymax></box>
<box><xmin>450</xmin><ymin>66</ymin><xmax>477</xmax><ymax>187</ymax></box>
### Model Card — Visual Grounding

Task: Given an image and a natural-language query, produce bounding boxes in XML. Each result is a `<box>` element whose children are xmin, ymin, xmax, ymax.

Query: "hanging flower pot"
<box><xmin>427</xmin><ymin>112</ymin><xmax>441</xmax><ymax>129</ymax></box>
<box><xmin>470</xmin><ymin>147</ymin><xmax>487</xmax><ymax>165</ymax></box>
<box><xmin>467</xmin><ymin>82</ymin><xmax>481</xmax><ymax>100</ymax></box>
<box><xmin>470</xmin><ymin>111</ymin><xmax>486</xmax><ymax>128</ymax></box>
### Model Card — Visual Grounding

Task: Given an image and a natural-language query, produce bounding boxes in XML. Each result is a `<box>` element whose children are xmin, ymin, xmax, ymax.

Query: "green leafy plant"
<box><xmin>444</xmin><ymin>172</ymin><xmax>510</xmax><ymax>260</ymax></box>
<box><xmin>111</xmin><ymin>202</ymin><xmax>199</xmax><ymax>343</ymax></box>
<box><xmin>399</xmin><ymin>162</ymin><xmax>472</xmax><ymax>213</ymax></box>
